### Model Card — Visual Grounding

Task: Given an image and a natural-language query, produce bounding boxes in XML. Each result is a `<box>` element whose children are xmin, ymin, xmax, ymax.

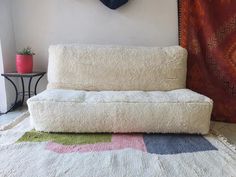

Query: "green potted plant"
<box><xmin>16</xmin><ymin>47</ymin><xmax>35</xmax><ymax>73</ymax></box>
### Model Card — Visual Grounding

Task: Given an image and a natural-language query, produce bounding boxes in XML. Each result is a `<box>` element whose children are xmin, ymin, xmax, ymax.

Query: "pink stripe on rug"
<box><xmin>46</xmin><ymin>134</ymin><xmax>147</xmax><ymax>154</ymax></box>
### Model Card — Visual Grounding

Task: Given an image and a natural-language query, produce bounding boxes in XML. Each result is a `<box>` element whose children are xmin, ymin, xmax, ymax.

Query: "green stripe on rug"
<box><xmin>17</xmin><ymin>130</ymin><xmax>112</xmax><ymax>145</ymax></box>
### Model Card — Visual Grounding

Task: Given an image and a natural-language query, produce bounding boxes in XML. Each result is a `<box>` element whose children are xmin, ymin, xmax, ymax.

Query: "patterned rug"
<box><xmin>0</xmin><ymin>113</ymin><xmax>236</xmax><ymax>177</ymax></box>
<box><xmin>178</xmin><ymin>0</ymin><xmax>236</xmax><ymax>122</ymax></box>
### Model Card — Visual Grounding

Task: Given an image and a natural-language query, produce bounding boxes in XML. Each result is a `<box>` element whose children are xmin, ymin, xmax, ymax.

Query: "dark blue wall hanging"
<box><xmin>100</xmin><ymin>0</ymin><xmax>128</xmax><ymax>9</ymax></box>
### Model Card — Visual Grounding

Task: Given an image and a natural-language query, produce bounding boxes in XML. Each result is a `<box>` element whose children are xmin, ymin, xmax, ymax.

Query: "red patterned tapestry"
<box><xmin>178</xmin><ymin>0</ymin><xmax>236</xmax><ymax>123</ymax></box>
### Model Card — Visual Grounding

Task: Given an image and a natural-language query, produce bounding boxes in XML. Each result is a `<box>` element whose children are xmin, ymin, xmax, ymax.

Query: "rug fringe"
<box><xmin>0</xmin><ymin>111</ymin><xmax>29</xmax><ymax>131</ymax></box>
<box><xmin>210</xmin><ymin>129</ymin><xmax>236</xmax><ymax>153</ymax></box>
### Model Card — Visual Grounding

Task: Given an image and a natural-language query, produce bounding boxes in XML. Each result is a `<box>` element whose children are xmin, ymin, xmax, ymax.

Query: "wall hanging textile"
<box><xmin>178</xmin><ymin>0</ymin><xmax>236</xmax><ymax>123</ymax></box>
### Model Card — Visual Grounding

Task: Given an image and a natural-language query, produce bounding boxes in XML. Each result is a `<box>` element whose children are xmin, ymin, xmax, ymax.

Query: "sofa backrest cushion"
<box><xmin>47</xmin><ymin>45</ymin><xmax>187</xmax><ymax>91</ymax></box>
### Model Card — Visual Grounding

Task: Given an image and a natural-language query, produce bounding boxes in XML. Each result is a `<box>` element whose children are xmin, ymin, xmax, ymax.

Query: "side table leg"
<box><xmin>34</xmin><ymin>74</ymin><xmax>45</xmax><ymax>95</ymax></box>
<box><xmin>4</xmin><ymin>76</ymin><xmax>18</xmax><ymax>114</ymax></box>
<box><xmin>28</xmin><ymin>77</ymin><xmax>32</xmax><ymax>98</ymax></box>
<box><xmin>20</xmin><ymin>77</ymin><xmax>25</xmax><ymax>106</ymax></box>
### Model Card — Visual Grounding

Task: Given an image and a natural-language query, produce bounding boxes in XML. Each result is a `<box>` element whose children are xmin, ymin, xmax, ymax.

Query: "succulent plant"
<box><xmin>17</xmin><ymin>47</ymin><xmax>35</xmax><ymax>55</ymax></box>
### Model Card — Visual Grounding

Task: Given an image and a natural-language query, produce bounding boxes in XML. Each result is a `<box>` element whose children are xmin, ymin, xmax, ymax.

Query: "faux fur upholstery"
<box><xmin>28</xmin><ymin>44</ymin><xmax>213</xmax><ymax>133</ymax></box>
<box><xmin>47</xmin><ymin>45</ymin><xmax>187</xmax><ymax>91</ymax></box>
<box><xmin>27</xmin><ymin>89</ymin><xmax>213</xmax><ymax>134</ymax></box>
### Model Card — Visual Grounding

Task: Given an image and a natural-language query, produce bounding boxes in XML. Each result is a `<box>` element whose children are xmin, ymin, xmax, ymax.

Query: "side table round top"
<box><xmin>1</xmin><ymin>72</ymin><xmax>46</xmax><ymax>77</ymax></box>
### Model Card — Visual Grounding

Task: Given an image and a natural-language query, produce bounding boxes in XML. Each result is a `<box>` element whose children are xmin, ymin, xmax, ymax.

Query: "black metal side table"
<box><xmin>1</xmin><ymin>72</ymin><xmax>46</xmax><ymax>114</ymax></box>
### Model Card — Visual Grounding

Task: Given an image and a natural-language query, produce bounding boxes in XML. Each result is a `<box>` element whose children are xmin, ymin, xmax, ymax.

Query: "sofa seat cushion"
<box><xmin>27</xmin><ymin>89</ymin><xmax>213</xmax><ymax>134</ymax></box>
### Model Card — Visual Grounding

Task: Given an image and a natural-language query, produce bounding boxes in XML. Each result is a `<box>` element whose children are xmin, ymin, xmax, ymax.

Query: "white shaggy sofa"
<box><xmin>27</xmin><ymin>45</ymin><xmax>213</xmax><ymax>134</ymax></box>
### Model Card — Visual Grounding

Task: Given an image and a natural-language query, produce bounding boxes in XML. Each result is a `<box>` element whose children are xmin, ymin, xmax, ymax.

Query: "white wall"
<box><xmin>0</xmin><ymin>41</ymin><xmax>7</xmax><ymax>112</ymax></box>
<box><xmin>11</xmin><ymin>0</ymin><xmax>179</xmax><ymax>91</ymax></box>
<box><xmin>0</xmin><ymin>0</ymin><xmax>17</xmax><ymax>113</ymax></box>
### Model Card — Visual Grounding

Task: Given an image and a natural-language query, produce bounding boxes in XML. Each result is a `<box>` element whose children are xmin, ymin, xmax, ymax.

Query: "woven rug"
<box><xmin>178</xmin><ymin>0</ymin><xmax>236</xmax><ymax>122</ymax></box>
<box><xmin>0</xmin><ymin>113</ymin><xmax>236</xmax><ymax>177</ymax></box>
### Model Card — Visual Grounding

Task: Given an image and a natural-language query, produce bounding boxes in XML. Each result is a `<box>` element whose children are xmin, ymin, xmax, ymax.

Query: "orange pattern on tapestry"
<box><xmin>178</xmin><ymin>0</ymin><xmax>236</xmax><ymax>122</ymax></box>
